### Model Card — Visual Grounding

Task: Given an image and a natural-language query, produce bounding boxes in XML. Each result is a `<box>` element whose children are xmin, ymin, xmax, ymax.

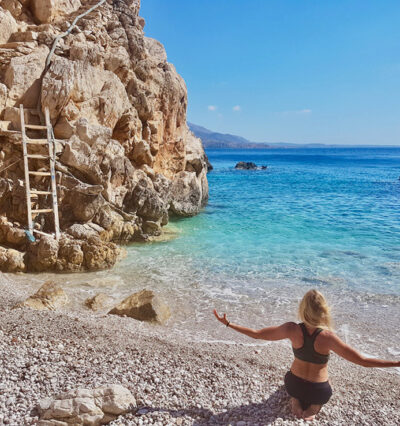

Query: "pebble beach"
<box><xmin>1</xmin><ymin>275</ymin><xmax>399</xmax><ymax>425</ymax></box>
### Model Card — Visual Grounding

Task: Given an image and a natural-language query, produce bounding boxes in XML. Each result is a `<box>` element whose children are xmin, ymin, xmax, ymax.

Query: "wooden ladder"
<box><xmin>20</xmin><ymin>105</ymin><xmax>61</xmax><ymax>240</ymax></box>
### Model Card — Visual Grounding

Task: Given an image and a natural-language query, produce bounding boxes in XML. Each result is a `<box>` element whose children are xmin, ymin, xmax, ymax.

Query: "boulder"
<box><xmin>37</xmin><ymin>384</ymin><xmax>136</xmax><ymax>425</ymax></box>
<box><xmin>132</xmin><ymin>139</ymin><xmax>154</xmax><ymax>166</ymax></box>
<box><xmin>85</xmin><ymin>293</ymin><xmax>113</xmax><ymax>311</ymax></box>
<box><xmin>27</xmin><ymin>235</ymin><xmax>59</xmax><ymax>272</ymax></box>
<box><xmin>31</xmin><ymin>0</ymin><xmax>81</xmax><ymax>24</ymax></box>
<box><xmin>92</xmin><ymin>206</ymin><xmax>138</xmax><ymax>243</ymax></box>
<box><xmin>0</xmin><ymin>217</ymin><xmax>26</xmax><ymax>248</ymax></box>
<box><xmin>82</xmin><ymin>237</ymin><xmax>124</xmax><ymax>271</ymax></box>
<box><xmin>125</xmin><ymin>171</ymin><xmax>168</xmax><ymax>222</ymax></box>
<box><xmin>144</xmin><ymin>37</ymin><xmax>167</xmax><ymax>63</ymax></box>
<box><xmin>142</xmin><ymin>220</ymin><xmax>161</xmax><ymax>236</ymax></box>
<box><xmin>0</xmin><ymin>7</ymin><xmax>17</xmax><ymax>44</ymax></box>
<box><xmin>16</xmin><ymin>281</ymin><xmax>69</xmax><ymax>310</ymax></box>
<box><xmin>56</xmin><ymin>237</ymin><xmax>84</xmax><ymax>272</ymax></box>
<box><xmin>0</xmin><ymin>245</ymin><xmax>25</xmax><ymax>272</ymax></box>
<box><xmin>65</xmin><ymin>223</ymin><xmax>101</xmax><ymax>241</ymax></box>
<box><xmin>108</xmin><ymin>289</ymin><xmax>171</xmax><ymax>323</ymax></box>
<box><xmin>169</xmin><ymin>171</ymin><xmax>204</xmax><ymax>217</ymax></box>
<box><xmin>4</xmin><ymin>45</ymin><xmax>49</xmax><ymax>108</ymax></box>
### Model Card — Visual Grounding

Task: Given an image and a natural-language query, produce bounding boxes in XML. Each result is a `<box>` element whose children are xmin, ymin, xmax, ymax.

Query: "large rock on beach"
<box><xmin>108</xmin><ymin>289</ymin><xmax>171</xmax><ymax>323</ymax></box>
<box><xmin>85</xmin><ymin>293</ymin><xmax>113</xmax><ymax>312</ymax></box>
<box><xmin>37</xmin><ymin>384</ymin><xmax>136</xmax><ymax>425</ymax></box>
<box><xmin>15</xmin><ymin>280</ymin><xmax>68</xmax><ymax>310</ymax></box>
<box><xmin>0</xmin><ymin>0</ymin><xmax>209</xmax><ymax>273</ymax></box>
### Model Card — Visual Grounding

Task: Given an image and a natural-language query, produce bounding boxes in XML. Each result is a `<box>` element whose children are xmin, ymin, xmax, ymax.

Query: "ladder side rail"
<box><xmin>45</xmin><ymin>108</ymin><xmax>61</xmax><ymax>240</ymax></box>
<box><xmin>20</xmin><ymin>105</ymin><xmax>33</xmax><ymax>236</ymax></box>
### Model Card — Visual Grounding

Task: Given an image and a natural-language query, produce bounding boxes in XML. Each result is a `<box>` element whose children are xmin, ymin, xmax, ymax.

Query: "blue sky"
<box><xmin>140</xmin><ymin>0</ymin><xmax>400</xmax><ymax>145</ymax></box>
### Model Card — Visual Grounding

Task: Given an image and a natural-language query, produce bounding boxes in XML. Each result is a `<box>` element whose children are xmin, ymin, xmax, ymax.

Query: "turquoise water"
<box><xmin>127</xmin><ymin>147</ymin><xmax>400</xmax><ymax>296</ymax></box>
<box><xmin>15</xmin><ymin>148</ymin><xmax>399</xmax><ymax>355</ymax></box>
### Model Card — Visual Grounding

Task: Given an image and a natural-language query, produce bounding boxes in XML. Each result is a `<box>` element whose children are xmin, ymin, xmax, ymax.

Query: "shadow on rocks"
<box><xmin>137</xmin><ymin>386</ymin><xmax>293</xmax><ymax>425</ymax></box>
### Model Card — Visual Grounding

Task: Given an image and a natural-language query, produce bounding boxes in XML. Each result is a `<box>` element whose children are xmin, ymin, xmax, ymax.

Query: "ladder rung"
<box><xmin>31</xmin><ymin>190</ymin><xmax>52</xmax><ymax>195</ymax></box>
<box><xmin>29</xmin><ymin>171</ymin><xmax>51</xmax><ymax>176</ymax></box>
<box><xmin>25</xmin><ymin>124</ymin><xmax>47</xmax><ymax>130</ymax></box>
<box><xmin>26</xmin><ymin>139</ymin><xmax>48</xmax><ymax>144</ymax></box>
<box><xmin>27</xmin><ymin>154</ymin><xmax>49</xmax><ymax>159</ymax></box>
<box><xmin>33</xmin><ymin>230</ymin><xmax>54</xmax><ymax>237</ymax></box>
<box><xmin>31</xmin><ymin>209</ymin><xmax>53</xmax><ymax>214</ymax></box>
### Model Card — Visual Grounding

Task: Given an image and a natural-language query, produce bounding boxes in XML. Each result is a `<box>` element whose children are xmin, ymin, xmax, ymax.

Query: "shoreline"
<box><xmin>1</xmin><ymin>275</ymin><xmax>399</xmax><ymax>425</ymax></box>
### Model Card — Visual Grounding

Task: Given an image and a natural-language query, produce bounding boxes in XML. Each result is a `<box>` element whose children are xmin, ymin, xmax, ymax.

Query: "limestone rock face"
<box><xmin>4</xmin><ymin>45</ymin><xmax>49</xmax><ymax>108</ymax></box>
<box><xmin>0</xmin><ymin>0</ymin><xmax>209</xmax><ymax>273</ymax></box>
<box><xmin>16</xmin><ymin>280</ymin><xmax>69</xmax><ymax>310</ymax></box>
<box><xmin>109</xmin><ymin>289</ymin><xmax>171</xmax><ymax>323</ymax></box>
<box><xmin>38</xmin><ymin>384</ymin><xmax>136</xmax><ymax>425</ymax></box>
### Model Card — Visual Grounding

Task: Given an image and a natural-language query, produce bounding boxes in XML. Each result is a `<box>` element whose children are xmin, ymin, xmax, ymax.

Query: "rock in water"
<box><xmin>235</xmin><ymin>161</ymin><xmax>258</xmax><ymax>170</ymax></box>
<box><xmin>37</xmin><ymin>384</ymin><xmax>136</xmax><ymax>425</ymax></box>
<box><xmin>15</xmin><ymin>281</ymin><xmax>68</xmax><ymax>310</ymax></box>
<box><xmin>85</xmin><ymin>293</ymin><xmax>113</xmax><ymax>311</ymax></box>
<box><xmin>108</xmin><ymin>289</ymin><xmax>171</xmax><ymax>323</ymax></box>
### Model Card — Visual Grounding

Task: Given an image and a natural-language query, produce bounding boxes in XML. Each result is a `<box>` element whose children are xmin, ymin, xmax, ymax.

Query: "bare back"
<box><xmin>289</xmin><ymin>323</ymin><xmax>331</xmax><ymax>382</ymax></box>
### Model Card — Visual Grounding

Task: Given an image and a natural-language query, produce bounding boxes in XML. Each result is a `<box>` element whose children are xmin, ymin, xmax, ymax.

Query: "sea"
<box><xmin>11</xmin><ymin>147</ymin><xmax>400</xmax><ymax>365</ymax></box>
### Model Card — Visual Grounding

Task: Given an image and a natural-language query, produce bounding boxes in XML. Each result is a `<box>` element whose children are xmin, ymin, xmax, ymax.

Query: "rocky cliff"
<box><xmin>0</xmin><ymin>0</ymin><xmax>209</xmax><ymax>272</ymax></box>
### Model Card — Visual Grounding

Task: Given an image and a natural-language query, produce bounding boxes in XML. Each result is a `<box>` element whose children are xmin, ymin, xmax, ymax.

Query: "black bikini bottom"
<box><xmin>284</xmin><ymin>370</ymin><xmax>332</xmax><ymax>410</ymax></box>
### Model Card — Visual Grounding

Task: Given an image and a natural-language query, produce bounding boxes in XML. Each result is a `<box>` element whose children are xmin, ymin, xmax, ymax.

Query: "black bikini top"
<box><xmin>292</xmin><ymin>323</ymin><xmax>330</xmax><ymax>365</ymax></box>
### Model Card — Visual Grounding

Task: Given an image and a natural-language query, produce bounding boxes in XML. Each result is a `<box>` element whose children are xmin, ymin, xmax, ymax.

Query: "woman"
<box><xmin>214</xmin><ymin>289</ymin><xmax>400</xmax><ymax>421</ymax></box>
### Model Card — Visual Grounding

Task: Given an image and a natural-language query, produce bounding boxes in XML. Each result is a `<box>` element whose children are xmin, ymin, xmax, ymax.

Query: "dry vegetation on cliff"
<box><xmin>0</xmin><ymin>0</ymin><xmax>209</xmax><ymax>273</ymax></box>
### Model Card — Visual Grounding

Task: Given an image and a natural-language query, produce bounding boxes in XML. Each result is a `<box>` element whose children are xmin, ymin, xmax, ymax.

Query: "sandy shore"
<box><xmin>0</xmin><ymin>275</ymin><xmax>399</xmax><ymax>425</ymax></box>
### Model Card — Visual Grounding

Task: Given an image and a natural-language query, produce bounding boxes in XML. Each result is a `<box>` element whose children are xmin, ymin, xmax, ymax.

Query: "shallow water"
<box><xmin>10</xmin><ymin>148</ymin><xmax>400</xmax><ymax>367</ymax></box>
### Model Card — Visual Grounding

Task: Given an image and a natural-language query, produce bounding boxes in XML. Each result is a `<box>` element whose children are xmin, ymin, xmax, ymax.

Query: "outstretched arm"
<box><xmin>213</xmin><ymin>309</ymin><xmax>293</xmax><ymax>341</ymax></box>
<box><xmin>329</xmin><ymin>334</ymin><xmax>400</xmax><ymax>368</ymax></box>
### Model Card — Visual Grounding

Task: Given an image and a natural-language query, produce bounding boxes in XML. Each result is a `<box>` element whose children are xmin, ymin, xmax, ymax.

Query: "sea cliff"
<box><xmin>0</xmin><ymin>0</ymin><xmax>209</xmax><ymax>273</ymax></box>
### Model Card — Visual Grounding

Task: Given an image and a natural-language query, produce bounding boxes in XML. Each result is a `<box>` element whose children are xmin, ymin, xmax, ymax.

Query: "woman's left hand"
<box><xmin>213</xmin><ymin>309</ymin><xmax>229</xmax><ymax>326</ymax></box>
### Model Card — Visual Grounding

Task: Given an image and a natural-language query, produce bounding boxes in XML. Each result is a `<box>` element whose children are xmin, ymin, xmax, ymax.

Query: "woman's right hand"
<box><xmin>213</xmin><ymin>309</ymin><xmax>229</xmax><ymax>326</ymax></box>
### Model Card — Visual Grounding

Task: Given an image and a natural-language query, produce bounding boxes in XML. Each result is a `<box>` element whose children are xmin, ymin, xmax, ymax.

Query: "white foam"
<box><xmin>192</xmin><ymin>338</ymin><xmax>271</xmax><ymax>347</ymax></box>
<box><xmin>387</xmin><ymin>347</ymin><xmax>400</xmax><ymax>356</ymax></box>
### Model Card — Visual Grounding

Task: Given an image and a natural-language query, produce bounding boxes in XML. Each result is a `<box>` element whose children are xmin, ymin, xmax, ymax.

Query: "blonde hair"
<box><xmin>298</xmin><ymin>289</ymin><xmax>333</xmax><ymax>330</ymax></box>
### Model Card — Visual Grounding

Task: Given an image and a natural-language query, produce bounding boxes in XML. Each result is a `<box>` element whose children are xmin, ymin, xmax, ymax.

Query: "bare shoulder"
<box><xmin>318</xmin><ymin>329</ymin><xmax>341</xmax><ymax>346</ymax></box>
<box><xmin>283</xmin><ymin>321</ymin><xmax>298</xmax><ymax>336</ymax></box>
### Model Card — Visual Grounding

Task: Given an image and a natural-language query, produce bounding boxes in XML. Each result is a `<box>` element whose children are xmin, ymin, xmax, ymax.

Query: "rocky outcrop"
<box><xmin>15</xmin><ymin>280</ymin><xmax>69</xmax><ymax>310</ymax></box>
<box><xmin>0</xmin><ymin>0</ymin><xmax>209</xmax><ymax>272</ymax></box>
<box><xmin>235</xmin><ymin>162</ymin><xmax>267</xmax><ymax>170</ymax></box>
<box><xmin>109</xmin><ymin>289</ymin><xmax>171</xmax><ymax>323</ymax></box>
<box><xmin>38</xmin><ymin>384</ymin><xmax>136</xmax><ymax>425</ymax></box>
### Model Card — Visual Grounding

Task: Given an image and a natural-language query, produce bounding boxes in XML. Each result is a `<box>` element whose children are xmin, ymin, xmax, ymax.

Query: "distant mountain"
<box><xmin>188</xmin><ymin>123</ymin><xmax>270</xmax><ymax>149</ymax></box>
<box><xmin>189</xmin><ymin>123</ymin><xmax>399</xmax><ymax>149</ymax></box>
